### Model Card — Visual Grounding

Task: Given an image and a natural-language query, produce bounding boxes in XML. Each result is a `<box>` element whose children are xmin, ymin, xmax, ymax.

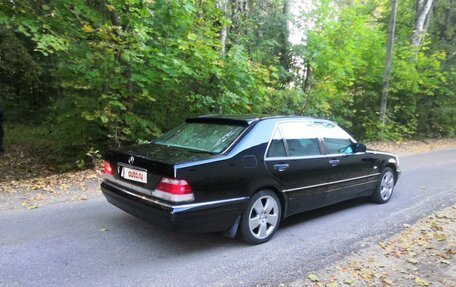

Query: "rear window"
<box><xmin>154</xmin><ymin>123</ymin><xmax>245</xmax><ymax>154</ymax></box>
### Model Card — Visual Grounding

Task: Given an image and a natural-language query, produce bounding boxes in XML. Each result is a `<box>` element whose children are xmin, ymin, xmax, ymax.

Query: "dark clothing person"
<box><xmin>0</xmin><ymin>108</ymin><xmax>4</xmax><ymax>152</ymax></box>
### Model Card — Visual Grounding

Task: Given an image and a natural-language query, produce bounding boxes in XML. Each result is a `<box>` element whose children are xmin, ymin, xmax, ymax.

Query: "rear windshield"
<box><xmin>154</xmin><ymin>123</ymin><xmax>245</xmax><ymax>154</ymax></box>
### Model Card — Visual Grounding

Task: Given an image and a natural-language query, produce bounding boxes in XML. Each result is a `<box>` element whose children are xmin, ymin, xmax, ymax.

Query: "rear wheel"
<box><xmin>371</xmin><ymin>167</ymin><xmax>395</xmax><ymax>204</ymax></box>
<box><xmin>237</xmin><ymin>190</ymin><xmax>281</xmax><ymax>244</ymax></box>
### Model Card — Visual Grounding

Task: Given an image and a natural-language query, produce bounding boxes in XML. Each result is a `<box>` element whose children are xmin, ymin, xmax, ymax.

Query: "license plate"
<box><xmin>121</xmin><ymin>167</ymin><xmax>147</xmax><ymax>183</ymax></box>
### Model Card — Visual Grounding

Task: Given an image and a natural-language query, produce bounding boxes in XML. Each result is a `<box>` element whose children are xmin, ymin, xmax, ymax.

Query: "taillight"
<box><xmin>152</xmin><ymin>177</ymin><xmax>194</xmax><ymax>202</ymax></box>
<box><xmin>104</xmin><ymin>161</ymin><xmax>113</xmax><ymax>175</ymax></box>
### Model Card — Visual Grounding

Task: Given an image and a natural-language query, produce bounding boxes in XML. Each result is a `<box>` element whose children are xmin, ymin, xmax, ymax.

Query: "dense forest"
<box><xmin>0</xmin><ymin>0</ymin><xmax>454</xmax><ymax>167</ymax></box>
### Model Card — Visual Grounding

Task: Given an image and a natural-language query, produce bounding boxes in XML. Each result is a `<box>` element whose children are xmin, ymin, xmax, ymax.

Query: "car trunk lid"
<box><xmin>105</xmin><ymin>143</ymin><xmax>219</xmax><ymax>191</ymax></box>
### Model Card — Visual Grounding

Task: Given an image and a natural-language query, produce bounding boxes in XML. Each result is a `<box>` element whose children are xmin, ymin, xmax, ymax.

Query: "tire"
<box><xmin>237</xmin><ymin>190</ymin><xmax>282</xmax><ymax>245</ymax></box>
<box><xmin>371</xmin><ymin>167</ymin><xmax>396</xmax><ymax>204</ymax></box>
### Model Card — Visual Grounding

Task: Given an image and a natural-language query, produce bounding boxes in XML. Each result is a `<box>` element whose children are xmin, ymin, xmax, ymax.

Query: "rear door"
<box><xmin>265</xmin><ymin>121</ymin><xmax>328</xmax><ymax>216</ymax></box>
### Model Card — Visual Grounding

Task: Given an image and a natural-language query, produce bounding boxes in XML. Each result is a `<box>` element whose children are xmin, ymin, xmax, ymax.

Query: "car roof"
<box><xmin>187</xmin><ymin>114</ymin><xmax>317</xmax><ymax>125</ymax></box>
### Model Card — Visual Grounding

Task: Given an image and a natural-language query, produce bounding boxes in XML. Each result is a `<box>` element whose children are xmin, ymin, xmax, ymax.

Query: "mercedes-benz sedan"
<box><xmin>101</xmin><ymin>115</ymin><xmax>400</xmax><ymax>244</ymax></box>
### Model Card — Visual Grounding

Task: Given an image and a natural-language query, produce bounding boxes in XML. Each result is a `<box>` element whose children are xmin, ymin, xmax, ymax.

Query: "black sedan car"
<box><xmin>102</xmin><ymin>115</ymin><xmax>400</xmax><ymax>244</ymax></box>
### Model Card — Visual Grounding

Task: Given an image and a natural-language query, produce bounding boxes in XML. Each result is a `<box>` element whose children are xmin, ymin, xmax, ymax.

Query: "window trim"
<box><xmin>322</xmin><ymin>137</ymin><xmax>354</xmax><ymax>155</ymax></box>
<box><xmin>265</xmin><ymin>120</ymin><xmax>322</xmax><ymax>160</ymax></box>
<box><xmin>264</xmin><ymin>119</ymin><xmax>362</xmax><ymax>161</ymax></box>
<box><xmin>266</xmin><ymin>127</ymin><xmax>289</xmax><ymax>158</ymax></box>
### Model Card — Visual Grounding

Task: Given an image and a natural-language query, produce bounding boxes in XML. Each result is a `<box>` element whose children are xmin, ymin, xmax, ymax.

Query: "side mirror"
<box><xmin>355</xmin><ymin>143</ymin><xmax>367</xmax><ymax>153</ymax></box>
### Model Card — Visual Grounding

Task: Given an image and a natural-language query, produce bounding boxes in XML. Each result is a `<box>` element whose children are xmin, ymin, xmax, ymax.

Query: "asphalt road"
<box><xmin>1</xmin><ymin>149</ymin><xmax>455</xmax><ymax>287</ymax></box>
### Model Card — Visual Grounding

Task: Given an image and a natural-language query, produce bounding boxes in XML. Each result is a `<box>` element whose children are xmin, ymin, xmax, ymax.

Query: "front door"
<box><xmin>314</xmin><ymin>122</ymin><xmax>373</xmax><ymax>202</ymax></box>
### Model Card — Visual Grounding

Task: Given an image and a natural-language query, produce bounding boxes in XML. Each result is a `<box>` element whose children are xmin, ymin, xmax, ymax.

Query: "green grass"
<box><xmin>3</xmin><ymin>123</ymin><xmax>54</xmax><ymax>147</ymax></box>
<box><xmin>3</xmin><ymin>123</ymin><xmax>99</xmax><ymax>171</ymax></box>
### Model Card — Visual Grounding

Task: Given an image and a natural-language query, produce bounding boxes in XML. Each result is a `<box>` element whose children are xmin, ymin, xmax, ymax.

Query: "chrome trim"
<box><xmin>265</xmin><ymin>152</ymin><xmax>367</xmax><ymax>161</ymax></box>
<box><xmin>106</xmin><ymin>176</ymin><xmax>153</xmax><ymax>195</ymax></box>
<box><xmin>263</xmin><ymin>119</ymin><xmax>359</xmax><ymax>161</ymax></box>
<box><xmin>176</xmin><ymin>197</ymin><xmax>249</xmax><ymax>209</ymax></box>
<box><xmin>103</xmin><ymin>180</ymin><xmax>248</xmax><ymax>209</ymax></box>
<box><xmin>264</xmin><ymin>120</ymin><xmax>317</xmax><ymax>161</ymax></box>
<box><xmin>283</xmin><ymin>173</ymin><xmax>381</xmax><ymax>192</ymax></box>
<box><xmin>117</xmin><ymin>162</ymin><xmax>147</xmax><ymax>171</ymax></box>
<box><xmin>105</xmin><ymin>180</ymin><xmax>167</xmax><ymax>205</ymax></box>
<box><xmin>326</xmin><ymin>179</ymin><xmax>379</xmax><ymax>193</ymax></box>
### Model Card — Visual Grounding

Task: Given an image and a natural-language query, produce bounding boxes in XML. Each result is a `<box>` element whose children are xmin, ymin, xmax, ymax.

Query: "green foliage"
<box><xmin>0</xmin><ymin>28</ymin><xmax>48</xmax><ymax>122</ymax></box>
<box><xmin>297</xmin><ymin>0</ymin><xmax>454</xmax><ymax>141</ymax></box>
<box><xmin>3</xmin><ymin>123</ymin><xmax>52</xmax><ymax>147</ymax></box>
<box><xmin>0</xmin><ymin>0</ymin><xmax>454</xmax><ymax>168</ymax></box>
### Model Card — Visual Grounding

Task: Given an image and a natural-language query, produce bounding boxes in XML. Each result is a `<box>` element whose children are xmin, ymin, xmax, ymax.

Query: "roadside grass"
<box><xmin>0</xmin><ymin>123</ymin><xmax>65</xmax><ymax>183</ymax></box>
<box><xmin>2</xmin><ymin>123</ymin><xmax>101</xmax><ymax>172</ymax></box>
<box><xmin>3</xmin><ymin>123</ymin><xmax>54</xmax><ymax>148</ymax></box>
<box><xmin>0</xmin><ymin>124</ymin><xmax>103</xmax><ymax>208</ymax></box>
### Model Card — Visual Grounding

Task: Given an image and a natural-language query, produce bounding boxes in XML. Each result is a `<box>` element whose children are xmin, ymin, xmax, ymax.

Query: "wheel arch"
<box><xmin>384</xmin><ymin>163</ymin><xmax>399</xmax><ymax>183</ymax></box>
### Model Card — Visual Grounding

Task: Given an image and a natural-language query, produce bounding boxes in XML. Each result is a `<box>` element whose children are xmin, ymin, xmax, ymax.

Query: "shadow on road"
<box><xmin>102</xmin><ymin>196</ymin><xmax>374</xmax><ymax>254</ymax></box>
<box><xmin>280</xmin><ymin>197</ymin><xmax>372</xmax><ymax>229</ymax></box>
<box><xmin>102</xmin><ymin>209</ymin><xmax>245</xmax><ymax>254</ymax></box>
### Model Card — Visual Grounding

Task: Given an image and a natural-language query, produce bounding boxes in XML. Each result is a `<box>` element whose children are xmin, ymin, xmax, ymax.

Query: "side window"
<box><xmin>280</xmin><ymin>122</ymin><xmax>321</xmax><ymax>157</ymax></box>
<box><xmin>266</xmin><ymin>129</ymin><xmax>286</xmax><ymax>158</ymax></box>
<box><xmin>315</xmin><ymin>121</ymin><xmax>353</xmax><ymax>154</ymax></box>
<box><xmin>324</xmin><ymin>138</ymin><xmax>352</xmax><ymax>154</ymax></box>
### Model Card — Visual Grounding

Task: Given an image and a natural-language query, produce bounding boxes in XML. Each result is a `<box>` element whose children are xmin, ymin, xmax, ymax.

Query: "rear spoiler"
<box><xmin>185</xmin><ymin>117</ymin><xmax>250</xmax><ymax>127</ymax></box>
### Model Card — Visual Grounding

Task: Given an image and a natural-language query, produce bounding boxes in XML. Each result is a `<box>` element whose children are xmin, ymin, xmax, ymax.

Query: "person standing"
<box><xmin>0</xmin><ymin>108</ymin><xmax>4</xmax><ymax>152</ymax></box>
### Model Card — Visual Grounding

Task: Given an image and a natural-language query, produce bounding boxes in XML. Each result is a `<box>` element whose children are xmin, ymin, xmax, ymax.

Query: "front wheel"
<box><xmin>371</xmin><ymin>167</ymin><xmax>396</xmax><ymax>204</ymax></box>
<box><xmin>237</xmin><ymin>190</ymin><xmax>281</xmax><ymax>245</ymax></box>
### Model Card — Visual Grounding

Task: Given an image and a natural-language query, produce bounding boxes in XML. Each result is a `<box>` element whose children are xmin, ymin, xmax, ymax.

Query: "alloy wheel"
<box><xmin>248</xmin><ymin>195</ymin><xmax>279</xmax><ymax>239</ymax></box>
<box><xmin>380</xmin><ymin>171</ymin><xmax>395</xmax><ymax>200</ymax></box>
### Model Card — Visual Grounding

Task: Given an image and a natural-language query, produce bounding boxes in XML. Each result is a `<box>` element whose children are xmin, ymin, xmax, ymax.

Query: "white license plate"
<box><xmin>121</xmin><ymin>167</ymin><xmax>147</xmax><ymax>183</ymax></box>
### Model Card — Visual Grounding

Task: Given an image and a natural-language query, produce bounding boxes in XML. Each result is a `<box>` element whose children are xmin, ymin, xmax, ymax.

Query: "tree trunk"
<box><xmin>278</xmin><ymin>0</ymin><xmax>290</xmax><ymax>80</ymax></box>
<box><xmin>379</xmin><ymin>0</ymin><xmax>398</xmax><ymax>130</ymax></box>
<box><xmin>218</xmin><ymin>0</ymin><xmax>228</xmax><ymax>56</ymax></box>
<box><xmin>304</xmin><ymin>62</ymin><xmax>312</xmax><ymax>94</ymax></box>
<box><xmin>412</xmin><ymin>0</ymin><xmax>434</xmax><ymax>47</ymax></box>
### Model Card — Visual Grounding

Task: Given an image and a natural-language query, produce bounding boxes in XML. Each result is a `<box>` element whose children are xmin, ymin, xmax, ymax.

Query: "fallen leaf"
<box><xmin>343</xmin><ymin>279</ymin><xmax>354</xmax><ymax>285</ymax></box>
<box><xmin>383</xmin><ymin>278</ymin><xmax>393</xmax><ymax>285</ymax></box>
<box><xmin>99</xmin><ymin>228</ymin><xmax>109</xmax><ymax>232</ymax></box>
<box><xmin>407</xmin><ymin>258</ymin><xmax>418</xmax><ymax>264</ymax></box>
<box><xmin>308</xmin><ymin>274</ymin><xmax>319</xmax><ymax>282</ymax></box>
<box><xmin>440</xmin><ymin>259</ymin><xmax>451</xmax><ymax>265</ymax></box>
<box><xmin>415</xmin><ymin>277</ymin><xmax>430</xmax><ymax>286</ymax></box>
<box><xmin>433</xmin><ymin>212</ymin><xmax>447</xmax><ymax>219</ymax></box>
<box><xmin>433</xmin><ymin>233</ymin><xmax>446</xmax><ymax>241</ymax></box>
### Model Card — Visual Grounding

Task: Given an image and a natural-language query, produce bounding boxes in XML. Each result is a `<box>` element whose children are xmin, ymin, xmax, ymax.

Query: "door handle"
<box><xmin>274</xmin><ymin>163</ymin><xmax>289</xmax><ymax>172</ymax></box>
<box><xmin>329</xmin><ymin>159</ymin><xmax>340</xmax><ymax>167</ymax></box>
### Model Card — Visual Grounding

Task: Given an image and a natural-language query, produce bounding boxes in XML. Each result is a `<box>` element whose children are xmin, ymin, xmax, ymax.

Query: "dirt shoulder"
<box><xmin>287</xmin><ymin>205</ymin><xmax>456</xmax><ymax>287</ymax></box>
<box><xmin>366</xmin><ymin>138</ymin><xmax>456</xmax><ymax>156</ymax></box>
<box><xmin>0</xmin><ymin>144</ymin><xmax>103</xmax><ymax>211</ymax></box>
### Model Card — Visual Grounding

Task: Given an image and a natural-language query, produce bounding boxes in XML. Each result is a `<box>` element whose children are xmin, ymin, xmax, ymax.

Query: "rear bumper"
<box><xmin>101</xmin><ymin>181</ymin><xmax>248</xmax><ymax>233</ymax></box>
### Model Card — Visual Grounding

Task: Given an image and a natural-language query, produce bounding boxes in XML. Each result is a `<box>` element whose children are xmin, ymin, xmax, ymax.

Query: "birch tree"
<box><xmin>379</xmin><ymin>0</ymin><xmax>398</xmax><ymax>128</ymax></box>
<box><xmin>412</xmin><ymin>0</ymin><xmax>434</xmax><ymax>47</ymax></box>
<box><xmin>218</xmin><ymin>0</ymin><xmax>229</xmax><ymax>56</ymax></box>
